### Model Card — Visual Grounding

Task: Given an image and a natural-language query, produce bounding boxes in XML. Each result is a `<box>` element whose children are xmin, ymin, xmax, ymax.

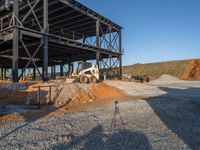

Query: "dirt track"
<box><xmin>1</xmin><ymin>80</ymin><xmax>200</xmax><ymax>149</ymax></box>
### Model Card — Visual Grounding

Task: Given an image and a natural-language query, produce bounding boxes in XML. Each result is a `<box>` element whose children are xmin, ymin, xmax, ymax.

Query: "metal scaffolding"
<box><xmin>0</xmin><ymin>0</ymin><xmax>123</xmax><ymax>82</ymax></box>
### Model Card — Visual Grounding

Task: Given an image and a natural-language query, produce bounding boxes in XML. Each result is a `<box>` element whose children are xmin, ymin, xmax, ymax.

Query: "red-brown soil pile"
<box><xmin>89</xmin><ymin>83</ymin><xmax>125</xmax><ymax>100</ymax></box>
<box><xmin>181</xmin><ymin>59</ymin><xmax>200</xmax><ymax>80</ymax></box>
<box><xmin>0</xmin><ymin>82</ymin><xmax>127</xmax><ymax>124</ymax></box>
<box><xmin>0</xmin><ymin>82</ymin><xmax>126</xmax><ymax>105</ymax></box>
<box><xmin>68</xmin><ymin>83</ymin><xmax>126</xmax><ymax>105</ymax></box>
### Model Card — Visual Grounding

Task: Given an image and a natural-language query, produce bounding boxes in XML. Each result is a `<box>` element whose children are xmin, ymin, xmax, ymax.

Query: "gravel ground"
<box><xmin>1</xmin><ymin>80</ymin><xmax>200</xmax><ymax>150</ymax></box>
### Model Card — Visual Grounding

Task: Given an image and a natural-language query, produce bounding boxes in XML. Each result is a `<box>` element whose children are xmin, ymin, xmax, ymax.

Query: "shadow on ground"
<box><xmin>147</xmin><ymin>87</ymin><xmax>200</xmax><ymax>150</ymax></box>
<box><xmin>52</xmin><ymin>125</ymin><xmax>151</xmax><ymax>150</ymax></box>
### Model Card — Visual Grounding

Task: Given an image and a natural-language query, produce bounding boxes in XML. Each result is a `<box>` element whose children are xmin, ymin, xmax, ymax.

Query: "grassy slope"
<box><xmin>122</xmin><ymin>60</ymin><xmax>191</xmax><ymax>78</ymax></box>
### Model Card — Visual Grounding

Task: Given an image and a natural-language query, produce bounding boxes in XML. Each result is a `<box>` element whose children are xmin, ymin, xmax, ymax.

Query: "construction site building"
<box><xmin>0</xmin><ymin>0</ymin><xmax>123</xmax><ymax>82</ymax></box>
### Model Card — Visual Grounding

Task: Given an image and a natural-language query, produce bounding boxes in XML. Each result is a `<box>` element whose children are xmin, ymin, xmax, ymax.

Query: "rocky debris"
<box><xmin>149</xmin><ymin>74</ymin><xmax>181</xmax><ymax>86</ymax></box>
<box><xmin>153</xmin><ymin>74</ymin><xmax>180</xmax><ymax>82</ymax></box>
<box><xmin>149</xmin><ymin>74</ymin><xmax>200</xmax><ymax>87</ymax></box>
<box><xmin>0</xmin><ymin>99</ymin><xmax>192</xmax><ymax>150</ymax></box>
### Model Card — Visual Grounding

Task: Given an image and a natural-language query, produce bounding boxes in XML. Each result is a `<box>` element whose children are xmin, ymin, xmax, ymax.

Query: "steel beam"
<box><xmin>71</xmin><ymin>63</ymin><xmax>74</xmax><ymax>73</ymax></box>
<box><xmin>4</xmin><ymin>68</ymin><xmax>6</xmax><ymax>79</ymax></box>
<box><xmin>12</xmin><ymin>0</ymin><xmax>19</xmax><ymax>82</ymax></box>
<box><xmin>43</xmin><ymin>0</ymin><xmax>49</xmax><ymax>82</ymax></box>
<box><xmin>33</xmin><ymin>67</ymin><xmax>36</xmax><ymax>80</ymax></box>
<box><xmin>53</xmin><ymin>65</ymin><xmax>56</xmax><ymax>80</ymax></box>
<box><xmin>50</xmin><ymin>65</ymin><xmax>53</xmax><ymax>80</ymax></box>
<box><xmin>96</xmin><ymin>20</ymin><xmax>100</xmax><ymax>68</ymax></box>
<box><xmin>1</xmin><ymin>65</ymin><xmax>3</xmax><ymax>80</ymax></box>
<box><xmin>60</xmin><ymin>63</ymin><xmax>64</xmax><ymax>76</ymax></box>
<box><xmin>59</xmin><ymin>0</ymin><xmax>122</xmax><ymax>31</ymax></box>
<box><xmin>21</xmin><ymin>69</ymin><xmax>24</xmax><ymax>81</ymax></box>
<box><xmin>119</xmin><ymin>30</ymin><xmax>122</xmax><ymax>79</ymax></box>
<box><xmin>67</xmin><ymin>62</ymin><xmax>70</xmax><ymax>76</ymax></box>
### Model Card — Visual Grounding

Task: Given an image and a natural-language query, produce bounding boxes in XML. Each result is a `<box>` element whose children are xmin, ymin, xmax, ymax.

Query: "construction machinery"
<box><xmin>126</xmin><ymin>73</ymin><xmax>150</xmax><ymax>83</ymax></box>
<box><xmin>71</xmin><ymin>62</ymin><xmax>99</xmax><ymax>83</ymax></box>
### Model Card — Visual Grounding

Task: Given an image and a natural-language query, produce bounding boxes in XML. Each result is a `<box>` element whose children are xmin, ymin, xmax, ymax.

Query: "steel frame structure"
<box><xmin>0</xmin><ymin>0</ymin><xmax>123</xmax><ymax>82</ymax></box>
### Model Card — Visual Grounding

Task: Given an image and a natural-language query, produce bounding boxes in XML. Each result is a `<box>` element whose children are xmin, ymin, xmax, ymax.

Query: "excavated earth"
<box><xmin>181</xmin><ymin>59</ymin><xmax>200</xmax><ymax>80</ymax></box>
<box><xmin>0</xmin><ymin>78</ymin><xmax>200</xmax><ymax>150</ymax></box>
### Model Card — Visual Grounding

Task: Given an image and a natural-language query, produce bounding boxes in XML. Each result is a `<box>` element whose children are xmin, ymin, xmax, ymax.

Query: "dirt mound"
<box><xmin>89</xmin><ymin>83</ymin><xmax>125</xmax><ymax>100</ymax></box>
<box><xmin>150</xmin><ymin>74</ymin><xmax>179</xmax><ymax>83</ymax></box>
<box><xmin>53</xmin><ymin>83</ymin><xmax>125</xmax><ymax>106</ymax></box>
<box><xmin>0</xmin><ymin>82</ymin><xmax>125</xmax><ymax>107</ymax></box>
<box><xmin>158</xmin><ymin>74</ymin><xmax>179</xmax><ymax>81</ymax></box>
<box><xmin>181</xmin><ymin>59</ymin><xmax>200</xmax><ymax>80</ymax></box>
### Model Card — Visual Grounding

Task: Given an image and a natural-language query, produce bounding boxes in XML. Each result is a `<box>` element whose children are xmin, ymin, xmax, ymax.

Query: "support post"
<box><xmin>96</xmin><ymin>20</ymin><xmax>100</xmax><ymax>68</ymax></box>
<box><xmin>1</xmin><ymin>18</ymin><xmax>3</xmax><ymax>30</ymax></box>
<box><xmin>119</xmin><ymin>30</ymin><xmax>122</xmax><ymax>79</ymax></box>
<box><xmin>37</xmin><ymin>87</ymin><xmax>41</xmax><ymax>109</ymax></box>
<box><xmin>12</xmin><ymin>0</ymin><xmax>19</xmax><ymax>82</ymax></box>
<box><xmin>68</xmin><ymin>62</ymin><xmax>71</xmax><ymax>76</ymax></box>
<box><xmin>109</xmin><ymin>27</ymin><xmax>112</xmax><ymax>50</ymax></box>
<box><xmin>4</xmin><ymin>68</ymin><xmax>6</xmax><ymax>79</ymax></box>
<box><xmin>33</xmin><ymin>67</ymin><xmax>36</xmax><ymax>80</ymax></box>
<box><xmin>54</xmin><ymin>65</ymin><xmax>56</xmax><ymax>80</ymax></box>
<box><xmin>21</xmin><ymin>69</ymin><xmax>24</xmax><ymax>81</ymax></box>
<box><xmin>51</xmin><ymin>65</ymin><xmax>54</xmax><ymax>80</ymax></box>
<box><xmin>71</xmin><ymin>63</ymin><xmax>74</xmax><ymax>73</ymax></box>
<box><xmin>43</xmin><ymin>0</ymin><xmax>49</xmax><ymax>82</ymax></box>
<box><xmin>83</xmin><ymin>36</ymin><xmax>86</xmax><ymax>44</ymax></box>
<box><xmin>1</xmin><ymin>65</ymin><xmax>3</xmax><ymax>80</ymax></box>
<box><xmin>60</xmin><ymin>63</ymin><xmax>63</xmax><ymax>76</ymax></box>
<box><xmin>72</xmin><ymin>31</ymin><xmax>75</xmax><ymax>40</ymax></box>
<box><xmin>49</xmin><ymin>86</ymin><xmax>52</xmax><ymax>103</ymax></box>
<box><xmin>110</xmin><ymin>56</ymin><xmax>112</xmax><ymax>78</ymax></box>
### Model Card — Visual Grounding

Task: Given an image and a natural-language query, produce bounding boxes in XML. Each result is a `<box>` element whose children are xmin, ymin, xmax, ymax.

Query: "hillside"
<box><xmin>123</xmin><ymin>59</ymin><xmax>200</xmax><ymax>80</ymax></box>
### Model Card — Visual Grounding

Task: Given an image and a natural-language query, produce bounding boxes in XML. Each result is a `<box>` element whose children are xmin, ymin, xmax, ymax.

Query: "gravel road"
<box><xmin>1</xmin><ymin>80</ymin><xmax>200</xmax><ymax>150</ymax></box>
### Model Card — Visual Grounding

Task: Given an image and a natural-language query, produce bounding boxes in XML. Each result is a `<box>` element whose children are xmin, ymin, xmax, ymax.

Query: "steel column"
<box><xmin>43</xmin><ymin>0</ymin><xmax>49</xmax><ymax>82</ymax></box>
<box><xmin>96</xmin><ymin>20</ymin><xmax>100</xmax><ymax>68</ymax></box>
<box><xmin>54</xmin><ymin>65</ymin><xmax>56</xmax><ymax>80</ymax></box>
<box><xmin>119</xmin><ymin>30</ymin><xmax>122</xmax><ymax>79</ymax></box>
<box><xmin>4</xmin><ymin>68</ymin><xmax>6</xmax><ymax>79</ymax></box>
<box><xmin>67</xmin><ymin>62</ymin><xmax>71</xmax><ymax>76</ymax></box>
<box><xmin>21</xmin><ymin>69</ymin><xmax>24</xmax><ymax>81</ymax></box>
<box><xmin>71</xmin><ymin>63</ymin><xmax>74</xmax><ymax>73</ymax></box>
<box><xmin>1</xmin><ymin>65</ymin><xmax>3</xmax><ymax>80</ymax></box>
<box><xmin>51</xmin><ymin>65</ymin><xmax>54</xmax><ymax>80</ymax></box>
<box><xmin>12</xmin><ymin>0</ymin><xmax>19</xmax><ymax>82</ymax></box>
<box><xmin>83</xmin><ymin>36</ymin><xmax>86</xmax><ymax>44</ymax></box>
<box><xmin>33</xmin><ymin>67</ymin><xmax>36</xmax><ymax>80</ymax></box>
<box><xmin>60</xmin><ymin>63</ymin><xmax>64</xmax><ymax>76</ymax></box>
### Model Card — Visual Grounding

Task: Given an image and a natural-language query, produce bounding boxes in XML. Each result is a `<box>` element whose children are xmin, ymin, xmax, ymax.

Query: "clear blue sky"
<box><xmin>78</xmin><ymin>0</ymin><xmax>200</xmax><ymax>65</ymax></box>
